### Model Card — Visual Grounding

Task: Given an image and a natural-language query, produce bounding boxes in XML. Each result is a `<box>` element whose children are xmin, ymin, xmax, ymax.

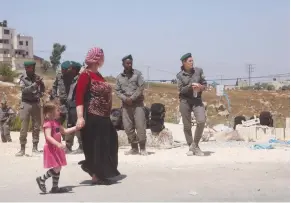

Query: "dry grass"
<box><xmin>1</xmin><ymin>80</ymin><xmax>289</xmax><ymax>128</ymax></box>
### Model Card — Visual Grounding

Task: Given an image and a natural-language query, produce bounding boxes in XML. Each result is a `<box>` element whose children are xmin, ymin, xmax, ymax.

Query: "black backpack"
<box><xmin>233</xmin><ymin>115</ymin><xmax>246</xmax><ymax>130</ymax></box>
<box><xmin>150</xmin><ymin>103</ymin><xmax>166</xmax><ymax>133</ymax></box>
<box><xmin>110</xmin><ymin>108</ymin><xmax>124</xmax><ymax>131</ymax></box>
<box><xmin>259</xmin><ymin>111</ymin><xmax>273</xmax><ymax>127</ymax></box>
<box><xmin>110</xmin><ymin>107</ymin><xmax>150</xmax><ymax>131</ymax></box>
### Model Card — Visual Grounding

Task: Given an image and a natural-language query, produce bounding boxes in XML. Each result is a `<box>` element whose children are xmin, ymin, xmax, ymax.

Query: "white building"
<box><xmin>0</xmin><ymin>21</ymin><xmax>33</xmax><ymax>70</ymax></box>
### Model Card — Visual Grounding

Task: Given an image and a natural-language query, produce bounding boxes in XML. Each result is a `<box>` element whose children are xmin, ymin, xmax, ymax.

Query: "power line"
<box><xmin>147</xmin><ymin>73</ymin><xmax>290</xmax><ymax>82</ymax></box>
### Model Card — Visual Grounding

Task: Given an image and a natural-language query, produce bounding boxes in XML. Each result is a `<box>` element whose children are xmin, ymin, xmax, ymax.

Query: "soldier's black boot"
<box><xmin>139</xmin><ymin>142</ymin><xmax>148</xmax><ymax>156</ymax></box>
<box><xmin>71</xmin><ymin>144</ymin><xmax>83</xmax><ymax>154</ymax></box>
<box><xmin>32</xmin><ymin>143</ymin><xmax>42</xmax><ymax>154</ymax></box>
<box><xmin>15</xmin><ymin>144</ymin><xmax>25</xmax><ymax>157</ymax></box>
<box><xmin>124</xmin><ymin>143</ymin><xmax>139</xmax><ymax>155</ymax></box>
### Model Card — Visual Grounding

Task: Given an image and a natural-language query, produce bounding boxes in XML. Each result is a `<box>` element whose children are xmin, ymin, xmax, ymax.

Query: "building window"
<box><xmin>4</xmin><ymin>51</ymin><xmax>6</xmax><ymax>54</ymax></box>
<box><xmin>26</xmin><ymin>52</ymin><xmax>28</xmax><ymax>55</ymax></box>
<box><xmin>0</xmin><ymin>39</ymin><xmax>2</xmax><ymax>43</ymax></box>
<box><xmin>26</xmin><ymin>41</ymin><xmax>28</xmax><ymax>46</ymax></box>
<box><xmin>19</xmin><ymin>41</ymin><xmax>23</xmax><ymax>45</ymax></box>
<box><xmin>4</xmin><ymin>29</ymin><xmax>9</xmax><ymax>35</ymax></box>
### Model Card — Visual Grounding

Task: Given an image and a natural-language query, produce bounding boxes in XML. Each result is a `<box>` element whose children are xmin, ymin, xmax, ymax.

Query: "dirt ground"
<box><xmin>0</xmin><ymin>132</ymin><xmax>289</xmax><ymax>201</ymax></box>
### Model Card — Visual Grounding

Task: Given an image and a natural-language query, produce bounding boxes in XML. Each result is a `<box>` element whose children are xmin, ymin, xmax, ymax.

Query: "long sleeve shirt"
<box><xmin>115</xmin><ymin>69</ymin><xmax>145</xmax><ymax>104</ymax></box>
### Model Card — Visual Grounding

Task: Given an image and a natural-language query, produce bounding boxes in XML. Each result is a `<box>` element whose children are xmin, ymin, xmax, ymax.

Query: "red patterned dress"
<box><xmin>76</xmin><ymin>69</ymin><xmax>120</xmax><ymax>179</ymax></box>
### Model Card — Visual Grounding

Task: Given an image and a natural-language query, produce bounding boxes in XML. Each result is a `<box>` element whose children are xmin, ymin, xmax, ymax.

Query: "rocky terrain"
<box><xmin>0</xmin><ymin>79</ymin><xmax>289</xmax><ymax>128</ymax></box>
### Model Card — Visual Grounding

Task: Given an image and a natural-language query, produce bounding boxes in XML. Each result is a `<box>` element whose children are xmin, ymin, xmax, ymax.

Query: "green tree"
<box><xmin>50</xmin><ymin>43</ymin><xmax>66</xmax><ymax>70</ymax></box>
<box><xmin>41</xmin><ymin>60</ymin><xmax>51</xmax><ymax>72</ymax></box>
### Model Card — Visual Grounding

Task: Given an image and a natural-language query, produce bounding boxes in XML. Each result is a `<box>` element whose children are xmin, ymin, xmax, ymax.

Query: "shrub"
<box><xmin>0</xmin><ymin>63</ymin><xmax>18</xmax><ymax>82</ymax></box>
<box><xmin>11</xmin><ymin>115</ymin><xmax>32</xmax><ymax>131</ymax></box>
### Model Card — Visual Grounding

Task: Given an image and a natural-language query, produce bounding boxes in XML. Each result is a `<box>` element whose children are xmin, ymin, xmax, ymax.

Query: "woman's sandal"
<box><xmin>91</xmin><ymin>179</ymin><xmax>112</xmax><ymax>186</ymax></box>
<box><xmin>36</xmin><ymin>177</ymin><xmax>47</xmax><ymax>193</ymax></box>
<box><xmin>49</xmin><ymin>187</ymin><xmax>70</xmax><ymax>193</ymax></box>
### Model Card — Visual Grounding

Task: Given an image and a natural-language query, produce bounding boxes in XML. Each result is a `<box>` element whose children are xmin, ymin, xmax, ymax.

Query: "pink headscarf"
<box><xmin>85</xmin><ymin>47</ymin><xmax>104</xmax><ymax>66</ymax></box>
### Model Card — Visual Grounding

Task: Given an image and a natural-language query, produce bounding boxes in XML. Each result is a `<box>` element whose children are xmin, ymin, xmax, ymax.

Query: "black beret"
<box><xmin>122</xmin><ymin>54</ymin><xmax>133</xmax><ymax>62</ymax></box>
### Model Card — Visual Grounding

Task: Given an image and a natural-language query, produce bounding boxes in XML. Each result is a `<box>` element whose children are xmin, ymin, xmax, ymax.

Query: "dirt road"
<box><xmin>0</xmin><ymin>132</ymin><xmax>289</xmax><ymax>202</ymax></box>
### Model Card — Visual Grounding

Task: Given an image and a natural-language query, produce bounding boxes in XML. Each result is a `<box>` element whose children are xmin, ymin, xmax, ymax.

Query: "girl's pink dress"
<box><xmin>43</xmin><ymin>120</ymin><xmax>67</xmax><ymax>168</ymax></box>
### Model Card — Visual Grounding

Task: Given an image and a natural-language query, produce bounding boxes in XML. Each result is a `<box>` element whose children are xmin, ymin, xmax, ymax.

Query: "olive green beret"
<box><xmin>71</xmin><ymin>61</ymin><xmax>82</xmax><ymax>69</ymax></box>
<box><xmin>24</xmin><ymin>61</ymin><xmax>36</xmax><ymax>67</ymax></box>
<box><xmin>122</xmin><ymin>54</ymin><xmax>133</xmax><ymax>62</ymax></box>
<box><xmin>61</xmin><ymin>61</ymin><xmax>73</xmax><ymax>69</ymax></box>
<box><xmin>180</xmin><ymin>53</ymin><xmax>192</xmax><ymax>61</ymax></box>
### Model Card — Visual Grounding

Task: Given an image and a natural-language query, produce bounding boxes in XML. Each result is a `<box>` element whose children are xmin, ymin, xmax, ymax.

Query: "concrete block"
<box><xmin>286</xmin><ymin>118</ymin><xmax>290</xmax><ymax>129</ymax></box>
<box><xmin>285</xmin><ymin>128</ymin><xmax>290</xmax><ymax>140</ymax></box>
<box><xmin>256</xmin><ymin>127</ymin><xmax>275</xmax><ymax>141</ymax></box>
<box><xmin>274</xmin><ymin>128</ymin><xmax>285</xmax><ymax>140</ymax></box>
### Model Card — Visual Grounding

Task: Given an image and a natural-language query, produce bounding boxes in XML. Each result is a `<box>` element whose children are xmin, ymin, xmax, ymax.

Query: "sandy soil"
<box><xmin>0</xmin><ymin>131</ymin><xmax>289</xmax><ymax>202</ymax></box>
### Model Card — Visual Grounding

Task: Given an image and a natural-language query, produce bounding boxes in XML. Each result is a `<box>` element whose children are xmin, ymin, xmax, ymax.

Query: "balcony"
<box><xmin>0</xmin><ymin>43</ymin><xmax>11</xmax><ymax>49</ymax></box>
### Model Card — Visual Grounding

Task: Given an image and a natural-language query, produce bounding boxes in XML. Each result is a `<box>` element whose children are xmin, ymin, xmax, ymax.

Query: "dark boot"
<box><xmin>32</xmin><ymin>143</ymin><xmax>42</xmax><ymax>154</ymax></box>
<box><xmin>139</xmin><ymin>142</ymin><xmax>148</xmax><ymax>156</ymax></box>
<box><xmin>124</xmin><ymin>143</ymin><xmax>139</xmax><ymax>155</ymax></box>
<box><xmin>15</xmin><ymin>144</ymin><xmax>25</xmax><ymax>157</ymax></box>
<box><xmin>190</xmin><ymin>143</ymin><xmax>204</xmax><ymax>156</ymax></box>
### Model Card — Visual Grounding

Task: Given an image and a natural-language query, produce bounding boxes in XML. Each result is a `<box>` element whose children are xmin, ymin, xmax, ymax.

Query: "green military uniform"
<box><xmin>16</xmin><ymin>61</ymin><xmax>45</xmax><ymax>156</ymax></box>
<box><xmin>65</xmin><ymin>61</ymin><xmax>83</xmax><ymax>154</ymax></box>
<box><xmin>0</xmin><ymin>96</ymin><xmax>15</xmax><ymax>143</ymax></box>
<box><xmin>51</xmin><ymin>61</ymin><xmax>82</xmax><ymax>154</ymax></box>
<box><xmin>115</xmin><ymin>55</ymin><xmax>147</xmax><ymax>156</ymax></box>
<box><xmin>177</xmin><ymin>53</ymin><xmax>207</xmax><ymax>156</ymax></box>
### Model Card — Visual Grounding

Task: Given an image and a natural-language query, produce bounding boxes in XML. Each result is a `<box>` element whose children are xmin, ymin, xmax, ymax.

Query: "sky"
<box><xmin>1</xmin><ymin>0</ymin><xmax>290</xmax><ymax>83</ymax></box>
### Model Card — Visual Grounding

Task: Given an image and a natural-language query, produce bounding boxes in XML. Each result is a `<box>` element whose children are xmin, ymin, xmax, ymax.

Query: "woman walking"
<box><xmin>76</xmin><ymin>47</ymin><xmax>120</xmax><ymax>185</ymax></box>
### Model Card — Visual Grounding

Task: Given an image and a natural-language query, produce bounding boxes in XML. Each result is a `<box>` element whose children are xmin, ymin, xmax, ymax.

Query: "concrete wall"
<box><xmin>236</xmin><ymin>119</ymin><xmax>290</xmax><ymax>141</ymax></box>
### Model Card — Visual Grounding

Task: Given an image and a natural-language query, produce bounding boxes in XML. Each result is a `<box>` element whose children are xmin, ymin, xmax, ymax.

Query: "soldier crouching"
<box><xmin>0</xmin><ymin>96</ymin><xmax>15</xmax><ymax>143</ymax></box>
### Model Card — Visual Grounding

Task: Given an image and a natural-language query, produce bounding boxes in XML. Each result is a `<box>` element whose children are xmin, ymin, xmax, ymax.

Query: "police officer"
<box><xmin>51</xmin><ymin>61</ymin><xmax>82</xmax><ymax>154</ymax></box>
<box><xmin>65</xmin><ymin>61</ymin><xmax>83</xmax><ymax>154</ymax></box>
<box><xmin>16</xmin><ymin>61</ymin><xmax>45</xmax><ymax>156</ymax></box>
<box><xmin>115</xmin><ymin>55</ymin><xmax>148</xmax><ymax>156</ymax></box>
<box><xmin>176</xmin><ymin>53</ymin><xmax>207</xmax><ymax>156</ymax></box>
<box><xmin>0</xmin><ymin>96</ymin><xmax>15</xmax><ymax>143</ymax></box>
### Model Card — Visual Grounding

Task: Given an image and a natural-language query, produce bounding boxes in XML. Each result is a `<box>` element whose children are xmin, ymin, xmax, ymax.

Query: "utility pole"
<box><xmin>146</xmin><ymin>66</ymin><xmax>150</xmax><ymax>89</ymax></box>
<box><xmin>247</xmin><ymin>64</ymin><xmax>255</xmax><ymax>86</ymax></box>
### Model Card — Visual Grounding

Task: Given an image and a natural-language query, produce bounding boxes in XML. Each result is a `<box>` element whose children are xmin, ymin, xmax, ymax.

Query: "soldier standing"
<box><xmin>65</xmin><ymin>61</ymin><xmax>83</xmax><ymax>154</ymax></box>
<box><xmin>176</xmin><ymin>53</ymin><xmax>207</xmax><ymax>156</ymax></box>
<box><xmin>51</xmin><ymin>61</ymin><xmax>83</xmax><ymax>154</ymax></box>
<box><xmin>115</xmin><ymin>55</ymin><xmax>148</xmax><ymax>156</ymax></box>
<box><xmin>0</xmin><ymin>96</ymin><xmax>15</xmax><ymax>143</ymax></box>
<box><xmin>16</xmin><ymin>61</ymin><xmax>45</xmax><ymax>156</ymax></box>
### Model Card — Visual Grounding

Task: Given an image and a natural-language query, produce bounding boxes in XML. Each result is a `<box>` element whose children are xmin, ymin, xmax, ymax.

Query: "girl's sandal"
<box><xmin>50</xmin><ymin>187</ymin><xmax>70</xmax><ymax>193</ymax></box>
<box><xmin>36</xmin><ymin>177</ymin><xmax>47</xmax><ymax>193</ymax></box>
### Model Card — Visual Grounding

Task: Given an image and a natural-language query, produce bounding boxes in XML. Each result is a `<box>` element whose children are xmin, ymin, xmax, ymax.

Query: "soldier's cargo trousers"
<box><xmin>19</xmin><ymin>102</ymin><xmax>41</xmax><ymax>145</ymax></box>
<box><xmin>0</xmin><ymin>122</ymin><xmax>12</xmax><ymax>142</ymax></box>
<box><xmin>122</xmin><ymin>104</ymin><xmax>147</xmax><ymax>145</ymax></box>
<box><xmin>179</xmin><ymin>100</ymin><xmax>206</xmax><ymax>146</ymax></box>
<box><xmin>59</xmin><ymin>112</ymin><xmax>82</xmax><ymax>149</ymax></box>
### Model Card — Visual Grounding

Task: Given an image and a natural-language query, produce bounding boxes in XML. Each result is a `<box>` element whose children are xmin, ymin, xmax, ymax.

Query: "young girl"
<box><xmin>36</xmin><ymin>102</ymin><xmax>79</xmax><ymax>193</ymax></box>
